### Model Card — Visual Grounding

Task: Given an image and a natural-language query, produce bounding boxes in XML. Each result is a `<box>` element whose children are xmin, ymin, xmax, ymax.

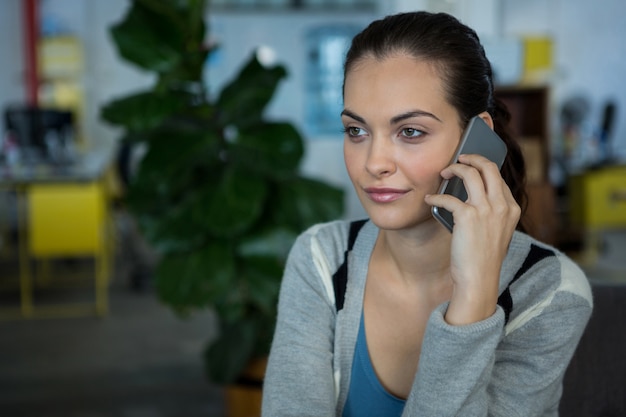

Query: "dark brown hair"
<box><xmin>344</xmin><ymin>11</ymin><xmax>527</xmax><ymax>229</ymax></box>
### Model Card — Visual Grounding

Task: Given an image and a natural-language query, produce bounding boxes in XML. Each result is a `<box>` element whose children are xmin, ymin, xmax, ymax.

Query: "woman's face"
<box><xmin>342</xmin><ymin>54</ymin><xmax>463</xmax><ymax>231</ymax></box>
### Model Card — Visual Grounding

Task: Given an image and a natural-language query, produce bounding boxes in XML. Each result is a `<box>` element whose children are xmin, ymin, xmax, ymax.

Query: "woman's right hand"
<box><xmin>425</xmin><ymin>153</ymin><xmax>520</xmax><ymax>325</ymax></box>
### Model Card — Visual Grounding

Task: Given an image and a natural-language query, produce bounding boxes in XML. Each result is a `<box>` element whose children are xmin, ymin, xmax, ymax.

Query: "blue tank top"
<box><xmin>342</xmin><ymin>313</ymin><xmax>406</xmax><ymax>417</ymax></box>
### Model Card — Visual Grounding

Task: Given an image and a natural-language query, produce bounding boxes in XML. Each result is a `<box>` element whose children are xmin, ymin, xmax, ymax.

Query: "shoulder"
<box><xmin>502</xmin><ymin>232</ymin><xmax>593</xmax><ymax>333</ymax></box>
<box><xmin>290</xmin><ymin>220</ymin><xmax>351</xmax><ymax>260</ymax></box>
<box><xmin>280</xmin><ymin>219</ymin><xmax>370</xmax><ymax>309</ymax></box>
<box><xmin>509</xmin><ymin>232</ymin><xmax>591</xmax><ymax>302</ymax></box>
<box><xmin>284</xmin><ymin>219</ymin><xmax>366</xmax><ymax>280</ymax></box>
<box><xmin>291</xmin><ymin>218</ymin><xmax>370</xmax><ymax>257</ymax></box>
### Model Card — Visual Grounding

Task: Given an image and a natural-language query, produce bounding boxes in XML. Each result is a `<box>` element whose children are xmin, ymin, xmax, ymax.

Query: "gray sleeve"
<box><xmin>261</xmin><ymin>232</ymin><xmax>338</xmax><ymax>416</ymax></box>
<box><xmin>403</xmin><ymin>285</ymin><xmax>592</xmax><ymax>417</ymax></box>
<box><xmin>487</xmin><ymin>292</ymin><xmax>591</xmax><ymax>417</ymax></box>
<box><xmin>403</xmin><ymin>304</ymin><xmax>505</xmax><ymax>416</ymax></box>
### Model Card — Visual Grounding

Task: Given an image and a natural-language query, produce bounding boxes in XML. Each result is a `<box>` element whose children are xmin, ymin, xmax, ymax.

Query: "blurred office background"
<box><xmin>0</xmin><ymin>0</ymin><xmax>625</xmax><ymax>416</ymax></box>
<box><xmin>3</xmin><ymin>0</ymin><xmax>626</xmax><ymax>221</ymax></box>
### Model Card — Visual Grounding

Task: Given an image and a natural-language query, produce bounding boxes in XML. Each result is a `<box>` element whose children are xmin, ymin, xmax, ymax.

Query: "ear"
<box><xmin>477</xmin><ymin>111</ymin><xmax>494</xmax><ymax>130</ymax></box>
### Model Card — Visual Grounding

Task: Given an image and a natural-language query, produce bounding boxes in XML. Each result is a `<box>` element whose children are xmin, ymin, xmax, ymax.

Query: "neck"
<box><xmin>374</xmin><ymin>221</ymin><xmax>452</xmax><ymax>286</ymax></box>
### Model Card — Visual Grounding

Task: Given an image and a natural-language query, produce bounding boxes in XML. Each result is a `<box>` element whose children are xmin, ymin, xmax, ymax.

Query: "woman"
<box><xmin>262</xmin><ymin>11</ymin><xmax>592</xmax><ymax>416</ymax></box>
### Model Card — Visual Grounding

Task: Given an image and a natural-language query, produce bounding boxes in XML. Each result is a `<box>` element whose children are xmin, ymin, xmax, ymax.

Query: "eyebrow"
<box><xmin>391</xmin><ymin>110</ymin><xmax>442</xmax><ymax>124</ymax></box>
<box><xmin>340</xmin><ymin>109</ymin><xmax>442</xmax><ymax>125</ymax></box>
<box><xmin>340</xmin><ymin>109</ymin><xmax>365</xmax><ymax>124</ymax></box>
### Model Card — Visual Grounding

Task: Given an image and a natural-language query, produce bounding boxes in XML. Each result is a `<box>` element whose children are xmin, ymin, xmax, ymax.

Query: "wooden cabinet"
<box><xmin>495</xmin><ymin>85</ymin><xmax>556</xmax><ymax>244</ymax></box>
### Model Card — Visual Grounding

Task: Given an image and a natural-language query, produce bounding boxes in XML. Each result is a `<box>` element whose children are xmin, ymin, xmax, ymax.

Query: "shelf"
<box><xmin>495</xmin><ymin>85</ymin><xmax>556</xmax><ymax>244</ymax></box>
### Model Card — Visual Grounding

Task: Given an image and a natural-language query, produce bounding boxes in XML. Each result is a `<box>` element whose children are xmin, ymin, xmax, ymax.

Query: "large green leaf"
<box><xmin>216</xmin><ymin>55</ymin><xmax>287</xmax><ymax>128</ymax></box>
<box><xmin>134</xmin><ymin>192</ymin><xmax>208</xmax><ymax>253</ymax></box>
<box><xmin>240</xmin><ymin>255</ymin><xmax>283</xmax><ymax>314</ymax></box>
<box><xmin>100</xmin><ymin>91</ymin><xmax>186</xmax><ymax>131</ymax></box>
<box><xmin>138</xmin><ymin>123</ymin><xmax>221</xmax><ymax>179</ymax></box>
<box><xmin>204</xmin><ymin>317</ymin><xmax>258</xmax><ymax>384</ymax></box>
<box><xmin>110</xmin><ymin>1</ymin><xmax>185</xmax><ymax>73</ymax></box>
<box><xmin>136</xmin><ymin>0</ymin><xmax>206</xmax><ymax>47</ymax></box>
<box><xmin>237</xmin><ymin>227</ymin><xmax>297</xmax><ymax>260</ymax></box>
<box><xmin>273</xmin><ymin>177</ymin><xmax>345</xmax><ymax>230</ymax></box>
<box><xmin>125</xmin><ymin>122</ymin><xmax>221</xmax><ymax>230</ymax></box>
<box><xmin>199</xmin><ymin>168</ymin><xmax>268</xmax><ymax>237</ymax></box>
<box><xmin>156</xmin><ymin>242</ymin><xmax>234</xmax><ymax>309</ymax></box>
<box><xmin>231</xmin><ymin>122</ymin><xmax>304</xmax><ymax>179</ymax></box>
<box><xmin>212</xmin><ymin>282</ymin><xmax>246</xmax><ymax>323</ymax></box>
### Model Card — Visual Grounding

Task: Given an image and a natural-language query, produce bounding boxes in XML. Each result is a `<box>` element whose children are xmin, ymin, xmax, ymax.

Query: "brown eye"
<box><xmin>344</xmin><ymin>126</ymin><xmax>366</xmax><ymax>137</ymax></box>
<box><xmin>401</xmin><ymin>128</ymin><xmax>424</xmax><ymax>138</ymax></box>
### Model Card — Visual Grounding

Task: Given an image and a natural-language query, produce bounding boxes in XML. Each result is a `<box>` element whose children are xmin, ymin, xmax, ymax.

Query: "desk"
<box><xmin>0</xmin><ymin>147</ymin><xmax>114</xmax><ymax>318</ymax></box>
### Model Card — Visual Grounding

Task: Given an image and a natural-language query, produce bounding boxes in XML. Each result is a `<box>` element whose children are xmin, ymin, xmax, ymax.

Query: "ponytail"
<box><xmin>491</xmin><ymin>98</ymin><xmax>528</xmax><ymax>232</ymax></box>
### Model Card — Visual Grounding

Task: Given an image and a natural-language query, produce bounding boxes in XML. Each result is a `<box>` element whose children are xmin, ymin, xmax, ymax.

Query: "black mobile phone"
<box><xmin>431</xmin><ymin>116</ymin><xmax>508</xmax><ymax>232</ymax></box>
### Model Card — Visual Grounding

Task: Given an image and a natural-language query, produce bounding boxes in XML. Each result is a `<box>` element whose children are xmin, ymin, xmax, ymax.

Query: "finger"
<box><xmin>458</xmin><ymin>155</ymin><xmax>521</xmax><ymax>225</ymax></box>
<box><xmin>457</xmin><ymin>154</ymin><xmax>504</xmax><ymax>196</ymax></box>
<box><xmin>440</xmin><ymin>162</ymin><xmax>488</xmax><ymax>204</ymax></box>
<box><xmin>424</xmin><ymin>191</ymin><xmax>467</xmax><ymax>212</ymax></box>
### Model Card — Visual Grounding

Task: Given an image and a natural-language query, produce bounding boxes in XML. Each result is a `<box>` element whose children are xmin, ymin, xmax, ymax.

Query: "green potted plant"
<box><xmin>100</xmin><ymin>0</ymin><xmax>344</xmax><ymax>386</ymax></box>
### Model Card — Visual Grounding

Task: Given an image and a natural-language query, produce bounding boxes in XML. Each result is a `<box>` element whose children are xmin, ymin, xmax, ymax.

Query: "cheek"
<box><xmin>343</xmin><ymin>140</ymin><xmax>361</xmax><ymax>182</ymax></box>
<box><xmin>398</xmin><ymin>149</ymin><xmax>451</xmax><ymax>185</ymax></box>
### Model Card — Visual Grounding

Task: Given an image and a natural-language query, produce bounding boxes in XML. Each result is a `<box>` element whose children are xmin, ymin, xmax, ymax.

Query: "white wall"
<box><xmin>0</xmin><ymin>0</ymin><xmax>27</xmax><ymax>134</ymax></box>
<box><xmin>1</xmin><ymin>0</ymin><xmax>625</xmax><ymax>218</ymax></box>
<box><xmin>502</xmin><ymin>0</ymin><xmax>626</xmax><ymax>164</ymax></box>
<box><xmin>385</xmin><ymin>0</ymin><xmax>501</xmax><ymax>36</ymax></box>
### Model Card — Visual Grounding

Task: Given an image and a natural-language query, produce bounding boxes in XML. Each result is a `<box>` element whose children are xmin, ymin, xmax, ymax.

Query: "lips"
<box><xmin>363</xmin><ymin>187</ymin><xmax>409</xmax><ymax>203</ymax></box>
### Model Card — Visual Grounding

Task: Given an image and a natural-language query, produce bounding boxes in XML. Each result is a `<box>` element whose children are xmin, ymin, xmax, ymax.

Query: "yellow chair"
<box><xmin>17</xmin><ymin>181</ymin><xmax>111</xmax><ymax>317</ymax></box>
<box><xmin>569</xmin><ymin>165</ymin><xmax>626</xmax><ymax>265</ymax></box>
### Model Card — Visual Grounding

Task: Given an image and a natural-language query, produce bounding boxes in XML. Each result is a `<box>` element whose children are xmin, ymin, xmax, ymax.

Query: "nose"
<box><xmin>365</xmin><ymin>136</ymin><xmax>395</xmax><ymax>178</ymax></box>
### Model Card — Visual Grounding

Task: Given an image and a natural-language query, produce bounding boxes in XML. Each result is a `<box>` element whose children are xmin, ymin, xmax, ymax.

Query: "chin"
<box><xmin>365</xmin><ymin>207</ymin><xmax>435</xmax><ymax>232</ymax></box>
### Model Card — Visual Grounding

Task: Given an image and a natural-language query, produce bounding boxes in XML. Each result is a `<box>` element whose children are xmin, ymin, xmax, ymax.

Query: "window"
<box><xmin>304</xmin><ymin>24</ymin><xmax>361</xmax><ymax>136</ymax></box>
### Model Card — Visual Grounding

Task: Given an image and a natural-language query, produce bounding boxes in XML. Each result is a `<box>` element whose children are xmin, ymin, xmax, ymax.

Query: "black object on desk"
<box><xmin>4</xmin><ymin>105</ymin><xmax>75</xmax><ymax>164</ymax></box>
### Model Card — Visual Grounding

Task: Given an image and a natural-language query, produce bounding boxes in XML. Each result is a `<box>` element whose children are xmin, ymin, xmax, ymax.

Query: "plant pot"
<box><xmin>225</xmin><ymin>357</ymin><xmax>267</xmax><ymax>417</ymax></box>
